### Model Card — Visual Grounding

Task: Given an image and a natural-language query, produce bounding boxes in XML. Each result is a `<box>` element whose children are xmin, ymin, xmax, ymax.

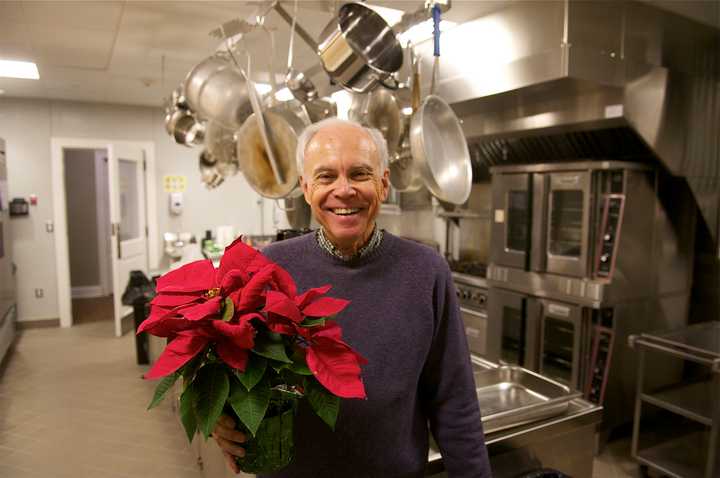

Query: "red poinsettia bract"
<box><xmin>139</xmin><ymin>237</ymin><xmax>366</xmax><ymax>400</ymax></box>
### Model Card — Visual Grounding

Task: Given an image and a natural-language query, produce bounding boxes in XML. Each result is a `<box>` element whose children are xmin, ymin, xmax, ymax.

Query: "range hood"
<box><xmin>413</xmin><ymin>0</ymin><xmax>719</xmax><ymax>239</ymax></box>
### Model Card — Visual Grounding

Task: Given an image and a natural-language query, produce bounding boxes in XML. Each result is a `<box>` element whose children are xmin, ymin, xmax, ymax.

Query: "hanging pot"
<box><xmin>166</xmin><ymin>109</ymin><xmax>205</xmax><ymax>147</ymax></box>
<box><xmin>409</xmin><ymin>6</ymin><xmax>472</xmax><ymax>205</ymax></box>
<box><xmin>389</xmin><ymin>45</ymin><xmax>423</xmax><ymax>192</ymax></box>
<box><xmin>184</xmin><ymin>53</ymin><xmax>253</xmax><ymax>129</ymax></box>
<box><xmin>317</xmin><ymin>2</ymin><xmax>403</xmax><ymax>94</ymax></box>
<box><xmin>236</xmin><ymin>103</ymin><xmax>309</xmax><ymax>199</ymax></box>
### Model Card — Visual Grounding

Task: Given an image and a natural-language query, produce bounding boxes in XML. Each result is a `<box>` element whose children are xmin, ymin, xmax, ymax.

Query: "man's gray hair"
<box><xmin>295</xmin><ymin>117</ymin><xmax>389</xmax><ymax>175</ymax></box>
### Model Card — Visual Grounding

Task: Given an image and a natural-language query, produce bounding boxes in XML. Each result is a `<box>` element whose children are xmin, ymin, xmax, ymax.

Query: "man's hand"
<box><xmin>212</xmin><ymin>414</ymin><xmax>247</xmax><ymax>474</ymax></box>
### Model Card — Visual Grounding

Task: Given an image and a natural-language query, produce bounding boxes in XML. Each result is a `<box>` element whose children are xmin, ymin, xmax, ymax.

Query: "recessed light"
<box><xmin>0</xmin><ymin>59</ymin><xmax>40</xmax><ymax>80</ymax></box>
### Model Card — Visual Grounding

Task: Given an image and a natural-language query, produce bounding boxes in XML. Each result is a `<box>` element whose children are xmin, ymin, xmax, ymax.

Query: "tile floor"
<box><xmin>0</xmin><ymin>320</ymin><xmax>201</xmax><ymax>478</ymax></box>
<box><xmin>0</xmin><ymin>318</ymin><xmax>644</xmax><ymax>478</ymax></box>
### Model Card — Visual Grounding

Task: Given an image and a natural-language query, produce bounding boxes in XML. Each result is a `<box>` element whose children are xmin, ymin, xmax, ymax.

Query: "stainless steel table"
<box><xmin>629</xmin><ymin>322</ymin><xmax>720</xmax><ymax>478</ymax></box>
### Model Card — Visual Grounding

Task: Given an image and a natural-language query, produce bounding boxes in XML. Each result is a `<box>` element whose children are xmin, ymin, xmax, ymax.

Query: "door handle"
<box><xmin>112</xmin><ymin>223</ymin><xmax>121</xmax><ymax>259</ymax></box>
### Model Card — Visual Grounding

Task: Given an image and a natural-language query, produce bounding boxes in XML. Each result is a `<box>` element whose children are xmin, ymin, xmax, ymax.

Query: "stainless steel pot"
<box><xmin>317</xmin><ymin>2</ymin><xmax>403</xmax><ymax>94</ymax></box>
<box><xmin>166</xmin><ymin>109</ymin><xmax>205</xmax><ymax>147</ymax></box>
<box><xmin>350</xmin><ymin>86</ymin><xmax>402</xmax><ymax>155</ymax></box>
<box><xmin>184</xmin><ymin>54</ymin><xmax>253</xmax><ymax>129</ymax></box>
<box><xmin>236</xmin><ymin>104</ymin><xmax>309</xmax><ymax>199</ymax></box>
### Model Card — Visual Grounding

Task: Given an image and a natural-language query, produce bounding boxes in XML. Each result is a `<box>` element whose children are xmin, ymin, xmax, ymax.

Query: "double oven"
<box><xmin>484</xmin><ymin>161</ymin><xmax>693</xmax><ymax>422</ymax></box>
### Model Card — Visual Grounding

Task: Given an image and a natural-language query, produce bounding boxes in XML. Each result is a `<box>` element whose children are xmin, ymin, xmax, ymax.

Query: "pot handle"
<box><xmin>432</xmin><ymin>4</ymin><xmax>441</xmax><ymax>58</ymax></box>
<box><xmin>380</xmin><ymin>75</ymin><xmax>400</xmax><ymax>90</ymax></box>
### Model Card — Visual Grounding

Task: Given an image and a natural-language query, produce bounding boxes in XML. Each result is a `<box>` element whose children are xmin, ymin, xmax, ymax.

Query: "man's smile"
<box><xmin>329</xmin><ymin>207</ymin><xmax>362</xmax><ymax>216</ymax></box>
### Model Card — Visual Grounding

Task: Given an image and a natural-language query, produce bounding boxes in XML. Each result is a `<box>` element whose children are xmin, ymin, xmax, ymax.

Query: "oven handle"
<box><xmin>460</xmin><ymin>307</ymin><xmax>488</xmax><ymax>320</ymax></box>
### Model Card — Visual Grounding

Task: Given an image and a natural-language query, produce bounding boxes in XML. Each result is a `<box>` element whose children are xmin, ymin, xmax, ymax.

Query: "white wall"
<box><xmin>0</xmin><ymin>97</ymin><xmax>285</xmax><ymax>323</ymax></box>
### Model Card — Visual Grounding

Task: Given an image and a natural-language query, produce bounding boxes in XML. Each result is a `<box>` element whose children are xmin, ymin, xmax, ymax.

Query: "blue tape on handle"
<box><xmin>433</xmin><ymin>4</ymin><xmax>441</xmax><ymax>57</ymax></box>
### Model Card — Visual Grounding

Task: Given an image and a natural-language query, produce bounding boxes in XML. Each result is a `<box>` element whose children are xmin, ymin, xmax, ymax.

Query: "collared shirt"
<box><xmin>316</xmin><ymin>226</ymin><xmax>384</xmax><ymax>261</ymax></box>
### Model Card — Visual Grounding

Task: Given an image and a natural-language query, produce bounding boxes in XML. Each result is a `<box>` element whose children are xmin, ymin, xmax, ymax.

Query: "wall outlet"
<box><xmin>34</xmin><ymin>288</ymin><xmax>44</xmax><ymax>298</ymax></box>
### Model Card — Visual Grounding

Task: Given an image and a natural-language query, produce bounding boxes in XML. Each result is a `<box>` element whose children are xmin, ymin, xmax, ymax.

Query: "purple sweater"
<box><xmin>260</xmin><ymin>232</ymin><xmax>491</xmax><ymax>478</ymax></box>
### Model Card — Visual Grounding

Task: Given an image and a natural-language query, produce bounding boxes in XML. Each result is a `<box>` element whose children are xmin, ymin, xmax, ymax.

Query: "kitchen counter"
<box><xmin>426</xmin><ymin>397</ymin><xmax>602</xmax><ymax>477</ymax></box>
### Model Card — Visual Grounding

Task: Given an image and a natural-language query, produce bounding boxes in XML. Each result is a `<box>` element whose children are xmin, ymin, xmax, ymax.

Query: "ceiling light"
<box><xmin>401</xmin><ymin>106</ymin><xmax>413</xmax><ymax>115</ymax></box>
<box><xmin>0</xmin><ymin>60</ymin><xmax>40</xmax><ymax>80</ymax></box>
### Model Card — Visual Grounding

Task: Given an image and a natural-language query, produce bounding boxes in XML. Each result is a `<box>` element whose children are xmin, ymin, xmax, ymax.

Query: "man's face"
<box><xmin>300</xmin><ymin>123</ymin><xmax>389</xmax><ymax>251</ymax></box>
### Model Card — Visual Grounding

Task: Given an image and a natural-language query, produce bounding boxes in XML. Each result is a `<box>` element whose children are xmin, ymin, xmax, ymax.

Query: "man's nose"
<box><xmin>333</xmin><ymin>176</ymin><xmax>357</xmax><ymax>197</ymax></box>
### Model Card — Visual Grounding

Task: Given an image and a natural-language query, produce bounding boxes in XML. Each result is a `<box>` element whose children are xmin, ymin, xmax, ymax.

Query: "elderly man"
<box><xmin>213</xmin><ymin>118</ymin><xmax>491</xmax><ymax>477</ymax></box>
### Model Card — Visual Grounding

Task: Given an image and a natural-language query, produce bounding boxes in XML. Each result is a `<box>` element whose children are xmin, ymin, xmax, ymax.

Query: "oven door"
<box><xmin>538</xmin><ymin>299</ymin><xmax>586</xmax><ymax>390</ymax></box>
<box><xmin>491</xmin><ymin>173</ymin><xmax>532</xmax><ymax>270</ymax></box>
<box><xmin>545</xmin><ymin>171</ymin><xmax>592</xmax><ymax>278</ymax></box>
<box><xmin>460</xmin><ymin>306</ymin><xmax>487</xmax><ymax>357</ymax></box>
<box><xmin>487</xmin><ymin>288</ymin><xmax>540</xmax><ymax>370</ymax></box>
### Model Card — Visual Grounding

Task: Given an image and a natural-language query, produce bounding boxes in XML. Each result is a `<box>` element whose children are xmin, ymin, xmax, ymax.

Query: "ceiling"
<box><xmin>0</xmin><ymin>0</ymin><xmax>717</xmax><ymax>108</ymax></box>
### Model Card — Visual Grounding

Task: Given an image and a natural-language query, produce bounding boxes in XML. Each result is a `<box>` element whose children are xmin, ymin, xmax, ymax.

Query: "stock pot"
<box><xmin>317</xmin><ymin>2</ymin><xmax>403</xmax><ymax>93</ymax></box>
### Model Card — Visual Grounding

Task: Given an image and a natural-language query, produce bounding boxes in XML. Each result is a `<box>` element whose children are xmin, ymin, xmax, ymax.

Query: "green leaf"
<box><xmin>301</xmin><ymin>317</ymin><xmax>326</xmax><ymax>327</ymax></box>
<box><xmin>228</xmin><ymin>379</ymin><xmax>271</xmax><ymax>437</ymax></box>
<box><xmin>147</xmin><ymin>372</ymin><xmax>180</xmax><ymax>410</ymax></box>
<box><xmin>288</xmin><ymin>361</ymin><xmax>313</xmax><ymax>376</ymax></box>
<box><xmin>288</xmin><ymin>349</ymin><xmax>312</xmax><ymax>375</ymax></box>
<box><xmin>179</xmin><ymin>384</ymin><xmax>199</xmax><ymax>443</ymax></box>
<box><xmin>182</xmin><ymin>354</ymin><xmax>203</xmax><ymax>389</ymax></box>
<box><xmin>234</xmin><ymin>354</ymin><xmax>267</xmax><ymax>391</ymax></box>
<box><xmin>253</xmin><ymin>332</ymin><xmax>292</xmax><ymax>363</ymax></box>
<box><xmin>222</xmin><ymin>297</ymin><xmax>234</xmax><ymax>322</ymax></box>
<box><xmin>304</xmin><ymin>378</ymin><xmax>340</xmax><ymax>431</ymax></box>
<box><xmin>194</xmin><ymin>364</ymin><xmax>231</xmax><ymax>439</ymax></box>
<box><xmin>271</xmin><ymin>362</ymin><xmax>290</xmax><ymax>373</ymax></box>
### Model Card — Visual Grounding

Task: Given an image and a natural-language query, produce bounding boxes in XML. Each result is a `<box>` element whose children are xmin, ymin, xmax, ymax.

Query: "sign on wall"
<box><xmin>163</xmin><ymin>175</ymin><xmax>187</xmax><ymax>193</ymax></box>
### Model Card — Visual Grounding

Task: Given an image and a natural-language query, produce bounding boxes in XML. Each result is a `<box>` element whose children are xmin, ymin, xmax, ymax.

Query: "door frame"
<box><xmin>51</xmin><ymin>138</ymin><xmax>158</xmax><ymax>329</ymax></box>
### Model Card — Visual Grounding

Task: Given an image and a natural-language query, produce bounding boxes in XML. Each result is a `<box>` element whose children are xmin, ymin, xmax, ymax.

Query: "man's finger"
<box><xmin>222</xmin><ymin>450</ymin><xmax>240</xmax><ymax>474</ymax></box>
<box><xmin>214</xmin><ymin>435</ymin><xmax>247</xmax><ymax>458</ymax></box>
<box><xmin>213</xmin><ymin>426</ymin><xmax>246</xmax><ymax>443</ymax></box>
<box><xmin>217</xmin><ymin>414</ymin><xmax>236</xmax><ymax>428</ymax></box>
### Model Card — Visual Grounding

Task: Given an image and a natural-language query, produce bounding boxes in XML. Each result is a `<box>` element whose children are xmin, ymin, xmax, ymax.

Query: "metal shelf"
<box><xmin>630</xmin><ymin>323</ymin><xmax>720</xmax><ymax>478</ymax></box>
<box><xmin>636</xmin><ymin>432</ymin><xmax>718</xmax><ymax>478</ymax></box>
<box><xmin>641</xmin><ymin>381</ymin><xmax>715</xmax><ymax>426</ymax></box>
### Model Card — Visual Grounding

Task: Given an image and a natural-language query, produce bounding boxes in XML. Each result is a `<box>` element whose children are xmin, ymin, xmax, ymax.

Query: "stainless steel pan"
<box><xmin>317</xmin><ymin>2</ymin><xmax>403</xmax><ymax>94</ymax></box>
<box><xmin>236</xmin><ymin>103</ymin><xmax>309</xmax><ymax>199</ymax></box>
<box><xmin>409</xmin><ymin>6</ymin><xmax>472</xmax><ymax>205</ymax></box>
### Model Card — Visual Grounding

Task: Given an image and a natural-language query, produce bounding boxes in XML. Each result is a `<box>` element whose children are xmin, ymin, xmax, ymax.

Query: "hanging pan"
<box><xmin>409</xmin><ymin>5</ymin><xmax>472</xmax><ymax>205</ymax></box>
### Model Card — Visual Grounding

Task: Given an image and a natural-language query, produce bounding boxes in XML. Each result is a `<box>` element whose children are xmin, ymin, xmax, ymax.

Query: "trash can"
<box><xmin>121</xmin><ymin>271</ymin><xmax>156</xmax><ymax>365</ymax></box>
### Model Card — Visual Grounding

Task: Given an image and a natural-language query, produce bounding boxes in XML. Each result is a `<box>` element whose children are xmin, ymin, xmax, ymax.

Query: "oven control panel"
<box><xmin>455</xmin><ymin>283</ymin><xmax>488</xmax><ymax>311</ymax></box>
<box><xmin>596</xmin><ymin>194</ymin><xmax>625</xmax><ymax>280</ymax></box>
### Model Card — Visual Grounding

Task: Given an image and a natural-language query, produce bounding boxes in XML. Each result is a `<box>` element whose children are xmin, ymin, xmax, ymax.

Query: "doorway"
<box><xmin>51</xmin><ymin>138</ymin><xmax>158</xmax><ymax>337</ymax></box>
<box><xmin>63</xmin><ymin>148</ymin><xmax>113</xmax><ymax>325</ymax></box>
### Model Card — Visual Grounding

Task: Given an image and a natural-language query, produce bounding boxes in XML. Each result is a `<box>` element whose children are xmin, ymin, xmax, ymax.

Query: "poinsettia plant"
<box><xmin>141</xmin><ymin>237</ymin><xmax>367</xmax><ymax>473</ymax></box>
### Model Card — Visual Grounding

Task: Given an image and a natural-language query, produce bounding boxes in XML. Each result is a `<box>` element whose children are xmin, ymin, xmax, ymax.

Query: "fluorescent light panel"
<box><xmin>0</xmin><ymin>60</ymin><xmax>39</xmax><ymax>80</ymax></box>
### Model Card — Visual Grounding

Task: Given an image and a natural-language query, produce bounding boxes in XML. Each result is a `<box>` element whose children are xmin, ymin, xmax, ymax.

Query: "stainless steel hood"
<box><xmin>413</xmin><ymin>0</ymin><xmax>719</xmax><ymax>239</ymax></box>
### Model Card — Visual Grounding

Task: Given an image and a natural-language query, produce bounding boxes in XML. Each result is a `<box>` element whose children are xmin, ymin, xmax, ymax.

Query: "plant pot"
<box><xmin>233</xmin><ymin>404</ymin><xmax>296</xmax><ymax>474</ymax></box>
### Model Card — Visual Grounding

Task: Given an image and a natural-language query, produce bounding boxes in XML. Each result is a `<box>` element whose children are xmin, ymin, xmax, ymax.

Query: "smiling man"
<box><xmin>212</xmin><ymin>118</ymin><xmax>492</xmax><ymax>477</ymax></box>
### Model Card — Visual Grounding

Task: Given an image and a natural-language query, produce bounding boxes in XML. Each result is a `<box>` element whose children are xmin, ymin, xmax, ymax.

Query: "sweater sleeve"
<box><xmin>419</xmin><ymin>262</ymin><xmax>492</xmax><ymax>478</ymax></box>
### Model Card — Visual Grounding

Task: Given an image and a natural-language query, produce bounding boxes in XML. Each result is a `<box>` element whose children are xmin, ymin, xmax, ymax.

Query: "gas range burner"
<box><xmin>447</xmin><ymin>260</ymin><xmax>488</xmax><ymax>278</ymax></box>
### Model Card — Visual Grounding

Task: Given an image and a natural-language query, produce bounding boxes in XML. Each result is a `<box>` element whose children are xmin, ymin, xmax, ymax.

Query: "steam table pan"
<box><xmin>474</xmin><ymin>366</ymin><xmax>581</xmax><ymax>434</ymax></box>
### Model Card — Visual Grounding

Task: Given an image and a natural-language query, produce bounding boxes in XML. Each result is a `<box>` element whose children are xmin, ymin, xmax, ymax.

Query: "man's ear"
<box><xmin>300</xmin><ymin>176</ymin><xmax>311</xmax><ymax>204</ymax></box>
<box><xmin>380</xmin><ymin>169</ymin><xmax>390</xmax><ymax>201</ymax></box>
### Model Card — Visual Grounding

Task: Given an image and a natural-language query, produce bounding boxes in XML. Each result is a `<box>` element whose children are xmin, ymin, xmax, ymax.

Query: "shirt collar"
<box><xmin>316</xmin><ymin>226</ymin><xmax>384</xmax><ymax>261</ymax></box>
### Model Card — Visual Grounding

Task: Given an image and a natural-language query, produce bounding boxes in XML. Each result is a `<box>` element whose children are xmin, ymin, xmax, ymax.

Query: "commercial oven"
<box><xmin>490</xmin><ymin>161</ymin><xmax>637</xmax><ymax>281</ymax></box>
<box><xmin>487</xmin><ymin>161</ymin><xmax>698</xmax><ymax>432</ymax></box>
<box><xmin>487</xmin><ymin>288</ymin><xmax>592</xmax><ymax>391</ymax></box>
